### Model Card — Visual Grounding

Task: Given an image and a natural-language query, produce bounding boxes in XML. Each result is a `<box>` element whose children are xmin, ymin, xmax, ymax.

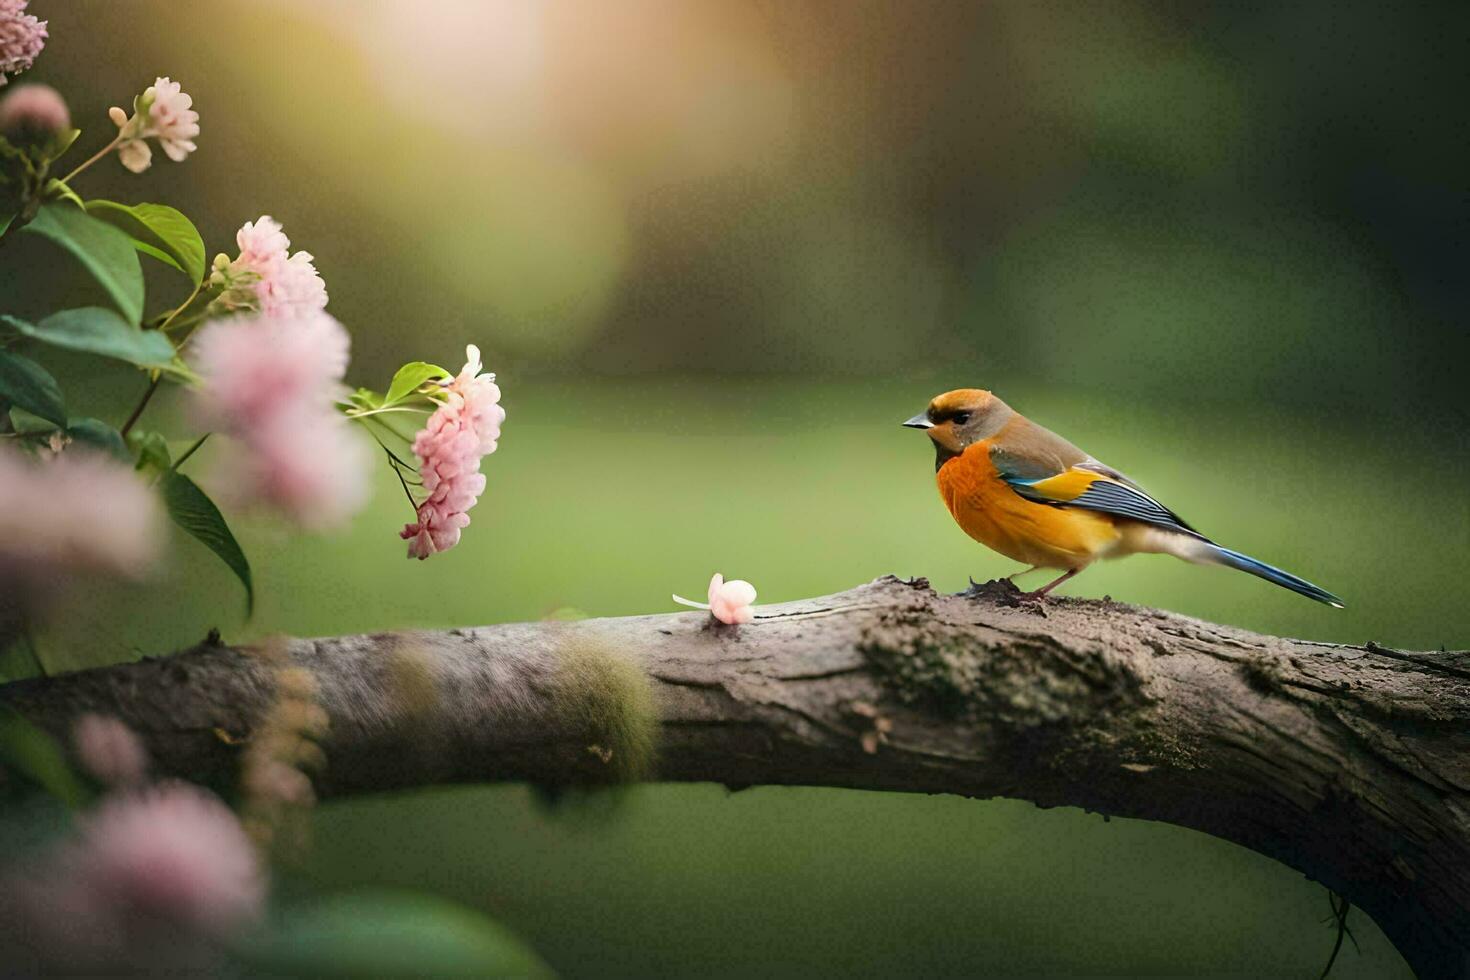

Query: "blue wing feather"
<box><xmin>1001</xmin><ymin>459</ymin><xmax>1202</xmax><ymax>538</ymax></box>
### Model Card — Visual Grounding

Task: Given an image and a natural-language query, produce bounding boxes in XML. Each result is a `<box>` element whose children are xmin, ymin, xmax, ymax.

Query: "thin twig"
<box><xmin>386</xmin><ymin>447</ymin><xmax>419</xmax><ymax>511</ymax></box>
<box><xmin>1319</xmin><ymin>891</ymin><xmax>1352</xmax><ymax>978</ymax></box>
<box><xmin>172</xmin><ymin>432</ymin><xmax>210</xmax><ymax>471</ymax></box>
<box><xmin>356</xmin><ymin>421</ymin><xmax>421</xmax><ymax>513</ymax></box>
<box><xmin>117</xmin><ymin>283</ymin><xmax>205</xmax><ymax>439</ymax></box>
<box><xmin>344</xmin><ymin>405</ymin><xmax>432</xmax><ymax>419</ymax></box>
<box><xmin>156</xmin><ymin>280</ymin><xmax>204</xmax><ymax>334</ymax></box>
<box><xmin>358</xmin><ymin>412</ymin><xmax>417</xmax><ymax>446</ymax></box>
<box><xmin>118</xmin><ymin>377</ymin><xmax>161</xmax><ymax>438</ymax></box>
<box><xmin>57</xmin><ymin>135</ymin><xmax>121</xmax><ymax>186</ymax></box>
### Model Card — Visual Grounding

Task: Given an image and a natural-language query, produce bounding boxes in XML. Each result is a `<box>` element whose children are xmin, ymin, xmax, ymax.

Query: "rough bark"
<box><xmin>2</xmin><ymin>577</ymin><xmax>1467</xmax><ymax>977</ymax></box>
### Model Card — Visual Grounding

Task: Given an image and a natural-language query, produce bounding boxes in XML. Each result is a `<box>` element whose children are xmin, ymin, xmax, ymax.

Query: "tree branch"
<box><xmin>2</xmin><ymin>577</ymin><xmax>1467</xmax><ymax>977</ymax></box>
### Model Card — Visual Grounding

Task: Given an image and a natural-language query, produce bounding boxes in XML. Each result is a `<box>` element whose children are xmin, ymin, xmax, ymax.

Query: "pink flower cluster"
<box><xmin>190</xmin><ymin>311</ymin><xmax>368</xmax><ymax>529</ymax></box>
<box><xmin>211</xmin><ymin>216</ymin><xmax>328</xmax><ymax>318</ymax></box>
<box><xmin>109</xmin><ymin>76</ymin><xmax>198</xmax><ymax>173</ymax></box>
<box><xmin>400</xmin><ymin>345</ymin><xmax>505</xmax><ymax>559</ymax></box>
<box><xmin>0</xmin><ymin>0</ymin><xmax>46</xmax><ymax>85</ymax></box>
<box><xmin>0</xmin><ymin>447</ymin><xmax>162</xmax><ymax>581</ymax></box>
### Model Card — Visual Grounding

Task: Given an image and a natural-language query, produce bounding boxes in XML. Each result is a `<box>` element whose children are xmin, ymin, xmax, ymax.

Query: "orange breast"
<box><xmin>935</xmin><ymin>442</ymin><xmax>1120</xmax><ymax>569</ymax></box>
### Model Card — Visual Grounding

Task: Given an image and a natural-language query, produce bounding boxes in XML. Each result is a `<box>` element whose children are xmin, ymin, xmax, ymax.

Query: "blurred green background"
<box><xmin>7</xmin><ymin>0</ymin><xmax>1469</xmax><ymax>975</ymax></box>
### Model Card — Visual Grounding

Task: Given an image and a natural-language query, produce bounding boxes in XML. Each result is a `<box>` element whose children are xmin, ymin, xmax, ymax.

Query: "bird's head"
<box><xmin>903</xmin><ymin>388</ymin><xmax>1013</xmax><ymax>467</ymax></box>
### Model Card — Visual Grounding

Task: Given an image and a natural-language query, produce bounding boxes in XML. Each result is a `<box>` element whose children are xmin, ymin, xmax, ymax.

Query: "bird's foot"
<box><xmin>963</xmin><ymin>577</ymin><xmax>1020</xmax><ymax>600</ymax></box>
<box><xmin>999</xmin><ymin>587</ymin><xmax>1051</xmax><ymax>615</ymax></box>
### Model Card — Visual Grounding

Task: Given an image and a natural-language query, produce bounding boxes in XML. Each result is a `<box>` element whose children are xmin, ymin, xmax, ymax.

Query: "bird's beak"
<box><xmin>902</xmin><ymin>413</ymin><xmax>934</xmax><ymax>430</ymax></box>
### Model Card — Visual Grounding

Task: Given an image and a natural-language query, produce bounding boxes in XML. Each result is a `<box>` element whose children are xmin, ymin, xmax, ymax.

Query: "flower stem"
<box><xmin>172</xmin><ymin>432</ymin><xmax>210</xmax><ymax>470</ymax></box>
<box><xmin>389</xmin><ymin>450</ymin><xmax>419</xmax><ymax>512</ymax></box>
<box><xmin>117</xmin><ymin>282</ymin><xmax>206</xmax><ymax>438</ymax></box>
<box><xmin>119</xmin><ymin>376</ymin><xmax>161</xmax><ymax>438</ymax></box>
<box><xmin>353</xmin><ymin>411</ymin><xmax>416</xmax><ymax>446</ymax></box>
<box><xmin>344</xmin><ymin>405</ymin><xmax>432</xmax><ymax>419</ymax></box>
<box><xmin>58</xmin><ymin>135</ymin><xmax>121</xmax><ymax>186</ymax></box>
<box><xmin>358</xmin><ymin>422</ymin><xmax>420</xmax><ymax>513</ymax></box>
<box><xmin>156</xmin><ymin>279</ymin><xmax>204</xmax><ymax>333</ymax></box>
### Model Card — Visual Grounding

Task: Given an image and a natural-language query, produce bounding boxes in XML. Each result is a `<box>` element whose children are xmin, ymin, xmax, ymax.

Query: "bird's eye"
<box><xmin>952</xmin><ymin>411</ymin><xmax>971</xmax><ymax>425</ymax></box>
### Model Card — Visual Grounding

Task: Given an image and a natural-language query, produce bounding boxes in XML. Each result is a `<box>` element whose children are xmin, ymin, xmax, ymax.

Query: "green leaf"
<box><xmin>0</xmin><ymin>707</ymin><xmax>87</xmax><ymax>806</ymax></box>
<box><xmin>2</xmin><ymin>308</ymin><xmax>177</xmax><ymax>368</ymax></box>
<box><xmin>161</xmin><ymin>471</ymin><xmax>254</xmax><ymax>615</ymax></box>
<box><xmin>86</xmin><ymin>200</ymin><xmax>207</xmax><ymax>284</ymax></box>
<box><xmin>6</xmin><ymin>407</ymin><xmax>60</xmax><ymax>435</ymax></box>
<box><xmin>0</xmin><ymin>349</ymin><xmax>66</xmax><ymax>427</ymax></box>
<box><xmin>349</xmin><ymin>387</ymin><xmax>384</xmax><ymax>410</ymax></box>
<box><xmin>67</xmin><ymin>417</ymin><xmax>129</xmax><ymax>460</ymax></box>
<box><xmin>21</xmin><ymin>203</ymin><xmax>145</xmax><ymax>323</ymax></box>
<box><xmin>50</xmin><ymin>128</ymin><xmax>81</xmax><ymax>160</ymax></box>
<box><xmin>128</xmin><ymin>430</ymin><xmax>172</xmax><ymax>472</ymax></box>
<box><xmin>0</xmin><ymin>631</ymin><xmax>44</xmax><ymax>683</ymax></box>
<box><xmin>384</xmin><ymin>362</ymin><xmax>449</xmax><ymax>407</ymax></box>
<box><xmin>240</xmin><ymin>891</ymin><xmax>553</xmax><ymax>979</ymax></box>
<box><xmin>44</xmin><ymin>178</ymin><xmax>84</xmax><ymax>209</ymax></box>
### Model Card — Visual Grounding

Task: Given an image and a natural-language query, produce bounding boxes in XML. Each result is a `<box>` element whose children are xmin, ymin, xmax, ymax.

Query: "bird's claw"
<box><xmin>997</xmin><ymin>588</ymin><xmax>1050</xmax><ymax>615</ymax></box>
<box><xmin>962</xmin><ymin>577</ymin><xmax>1021</xmax><ymax>600</ymax></box>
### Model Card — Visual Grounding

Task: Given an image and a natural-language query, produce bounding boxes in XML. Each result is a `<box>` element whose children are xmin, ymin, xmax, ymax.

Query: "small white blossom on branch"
<box><xmin>673</xmin><ymin>573</ymin><xmax>758</xmax><ymax>625</ymax></box>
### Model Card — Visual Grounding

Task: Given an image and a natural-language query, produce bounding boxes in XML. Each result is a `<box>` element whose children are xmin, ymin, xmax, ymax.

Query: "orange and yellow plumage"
<box><xmin>905</xmin><ymin>388</ymin><xmax>1342</xmax><ymax>606</ymax></box>
<box><xmin>936</xmin><ymin>441</ymin><xmax>1121</xmax><ymax>570</ymax></box>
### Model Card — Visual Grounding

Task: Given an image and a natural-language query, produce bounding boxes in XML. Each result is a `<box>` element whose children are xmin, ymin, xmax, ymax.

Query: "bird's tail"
<box><xmin>1196</xmin><ymin>542</ymin><xmax>1344</xmax><ymax>608</ymax></box>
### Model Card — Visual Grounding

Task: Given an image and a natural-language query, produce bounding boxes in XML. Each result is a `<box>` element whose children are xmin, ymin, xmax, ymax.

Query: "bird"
<box><xmin>903</xmin><ymin>388</ymin><xmax>1342</xmax><ymax>607</ymax></box>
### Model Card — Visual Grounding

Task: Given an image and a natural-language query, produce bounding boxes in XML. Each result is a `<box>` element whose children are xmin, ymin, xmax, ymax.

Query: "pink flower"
<box><xmin>209</xmin><ymin>216</ymin><xmax>328</xmax><ymax>318</ymax></box>
<box><xmin>709</xmin><ymin>574</ymin><xmax>758</xmax><ymax>624</ymax></box>
<box><xmin>400</xmin><ymin>345</ymin><xmax>505</xmax><ymax>559</ymax></box>
<box><xmin>191</xmin><ymin>310</ymin><xmax>348</xmax><ymax>424</ymax></box>
<box><xmin>73</xmin><ymin>714</ymin><xmax>148</xmax><ymax>788</ymax></box>
<box><xmin>241</xmin><ymin>405</ymin><xmax>369</xmax><ymax>529</ymax></box>
<box><xmin>0</xmin><ymin>784</ymin><xmax>258</xmax><ymax>973</ymax></box>
<box><xmin>145</xmin><ymin>77</ymin><xmax>198</xmax><ymax>160</ymax></box>
<box><xmin>69</xmin><ymin>782</ymin><xmax>265</xmax><ymax>934</ymax></box>
<box><xmin>110</xmin><ymin>76</ymin><xmax>198</xmax><ymax>172</ymax></box>
<box><xmin>672</xmin><ymin>573</ymin><xmax>758</xmax><ymax>625</ymax></box>
<box><xmin>0</xmin><ymin>447</ymin><xmax>163</xmax><ymax>581</ymax></box>
<box><xmin>0</xmin><ymin>82</ymin><xmax>67</xmax><ymax>138</ymax></box>
<box><xmin>190</xmin><ymin>312</ymin><xmax>369</xmax><ymax>529</ymax></box>
<box><xmin>0</xmin><ymin>0</ymin><xmax>46</xmax><ymax>84</ymax></box>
